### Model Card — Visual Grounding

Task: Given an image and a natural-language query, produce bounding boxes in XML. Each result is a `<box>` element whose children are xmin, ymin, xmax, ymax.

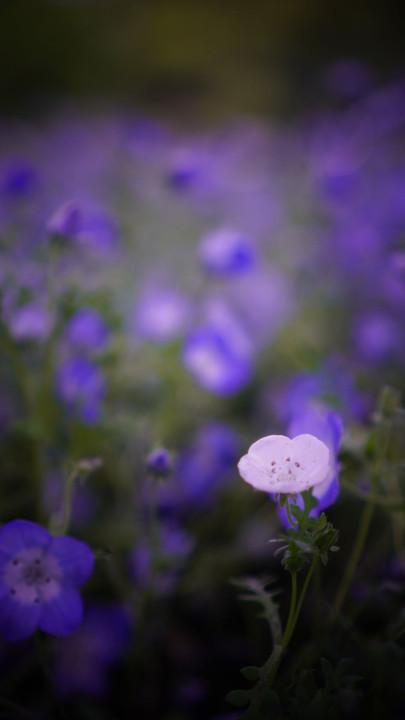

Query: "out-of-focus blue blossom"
<box><xmin>130</xmin><ymin>521</ymin><xmax>194</xmax><ymax>595</ymax></box>
<box><xmin>146</xmin><ymin>447</ymin><xmax>174</xmax><ymax>478</ymax></box>
<box><xmin>47</xmin><ymin>200</ymin><xmax>83</xmax><ymax>240</ymax></box>
<box><xmin>352</xmin><ymin>310</ymin><xmax>401</xmax><ymax>364</ymax></box>
<box><xmin>75</xmin><ymin>209</ymin><xmax>120</xmax><ymax>257</ymax></box>
<box><xmin>224</xmin><ymin>267</ymin><xmax>295</xmax><ymax>347</ymax></box>
<box><xmin>133</xmin><ymin>287</ymin><xmax>192</xmax><ymax>345</ymax></box>
<box><xmin>56</xmin><ymin>356</ymin><xmax>106</xmax><ymax>424</ymax></box>
<box><xmin>279</xmin><ymin>408</ymin><xmax>343</xmax><ymax>526</ymax></box>
<box><xmin>198</xmin><ymin>227</ymin><xmax>256</xmax><ymax>274</ymax></box>
<box><xmin>182</xmin><ymin>301</ymin><xmax>254</xmax><ymax>396</ymax></box>
<box><xmin>7</xmin><ymin>302</ymin><xmax>54</xmax><ymax>343</ymax></box>
<box><xmin>158</xmin><ymin>422</ymin><xmax>239</xmax><ymax>512</ymax></box>
<box><xmin>0</xmin><ymin>160</ymin><xmax>39</xmax><ymax>198</ymax></box>
<box><xmin>166</xmin><ymin>147</ymin><xmax>208</xmax><ymax>192</ymax></box>
<box><xmin>63</xmin><ymin>308</ymin><xmax>111</xmax><ymax>354</ymax></box>
<box><xmin>0</xmin><ymin>520</ymin><xmax>94</xmax><ymax>641</ymax></box>
<box><xmin>277</xmin><ymin>361</ymin><xmax>368</xmax><ymax>424</ymax></box>
<box><xmin>52</xmin><ymin>603</ymin><xmax>130</xmax><ymax>697</ymax></box>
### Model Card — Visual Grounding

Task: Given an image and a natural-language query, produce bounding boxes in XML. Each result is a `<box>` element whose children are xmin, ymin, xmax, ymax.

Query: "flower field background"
<box><xmin>1</xmin><ymin>2</ymin><xmax>405</xmax><ymax>719</ymax></box>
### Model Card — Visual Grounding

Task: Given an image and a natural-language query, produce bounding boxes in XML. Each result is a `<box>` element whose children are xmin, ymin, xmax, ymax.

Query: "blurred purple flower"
<box><xmin>133</xmin><ymin>288</ymin><xmax>191</xmax><ymax>344</ymax></box>
<box><xmin>0</xmin><ymin>160</ymin><xmax>39</xmax><ymax>198</ymax></box>
<box><xmin>198</xmin><ymin>227</ymin><xmax>256</xmax><ymax>274</ymax></box>
<box><xmin>7</xmin><ymin>302</ymin><xmax>54</xmax><ymax>342</ymax></box>
<box><xmin>277</xmin><ymin>361</ymin><xmax>368</xmax><ymax>423</ymax></box>
<box><xmin>56</xmin><ymin>356</ymin><xmax>106</xmax><ymax>424</ymax></box>
<box><xmin>52</xmin><ymin>603</ymin><xmax>130</xmax><ymax>697</ymax></box>
<box><xmin>353</xmin><ymin>310</ymin><xmax>400</xmax><ymax>364</ymax></box>
<box><xmin>158</xmin><ymin>422</ymin><xmax>239</xmax><ymax>512</ymax></box>
<box><xmin>130</xmin><ymin>521</ymin><xmax>194</xmax><ymax>594</ymax></box>
<box><xmin>182</xmin><ymin>303</ymin><xmax>254</xmax><ymax>396</ymax></box>
<box><xmin>47</xmin><ymin>200</ymin><xmax>83</xmax><ymax>239</ymax></box>
<box><xmin>64</xmin><ymin>308</ymin><xmax>110</xmax><ymax>354</ymax></box>
<box><xmin>146</xmin><ymin>447</ymin><xmax>174</xmax><ymax>478</ymax></box>
<box><xmin>75</xmin><ymin>210</ymin><xmax>120</xmax><ymax>256</ymax></box>
<box><xmin>0</xmin><ymin>520</ymin><xmax>94</xmax><ymax>641</ymax></box>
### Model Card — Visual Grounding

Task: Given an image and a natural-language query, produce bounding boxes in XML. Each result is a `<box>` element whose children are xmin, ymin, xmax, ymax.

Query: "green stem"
<box><xmin>329</xmin><ymin>495</ymin><xmax>374</xmax><ymax>622</ymax></box>
<box><xmin>285</xmin><ymin>498</ymin><xmax>298</xmax><ymax>527</ymax></box>
<box><xmin>288</xmin><ymin>555</ymin><xmax>317</xmax><ymax>643</ymax></box>
<box><xmin>281</xmin><ymin>571</ymin><xmax>297</xmax><ymax>650</ymax></box>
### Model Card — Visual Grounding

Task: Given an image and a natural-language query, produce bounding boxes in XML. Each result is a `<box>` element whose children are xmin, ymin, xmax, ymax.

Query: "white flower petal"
<box><xmin>237</xmin><ymin>433</ymin><xmax>330</xmax><ymax>494</ymax></box>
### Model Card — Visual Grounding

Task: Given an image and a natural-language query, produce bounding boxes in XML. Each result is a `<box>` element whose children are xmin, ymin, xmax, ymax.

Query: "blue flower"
<box><xmin>56</xmin><ymin>356</ymin><xmax>106</xmax><ymax>424</ymax></box>
<box><xmin>0</xmin><ymin>520</ymin><xmax>94</xmax><ymax>642</ymax></box>
<box><xmin>146</xmin><ymin>447</ymin><xmax>174</xmax><ymax>478</ymax></box>
<box><xmin>64</xmin><ymin>308</ymin><xmax>110</xmax><ymax>354</ymax></box>
<box><xmin>198</xmin><ymin>227</ymin><xmax>256</xmax><ymax>275</ymax></box>
<box><xmin>182</xmin><ymin>305</ymin><xmax>254</xmax><ymax>396</ymax></box>
<box><xmin>52</xmin><ymin>602</ymin><xmax>130</xmax><ymax>697</ymax></box>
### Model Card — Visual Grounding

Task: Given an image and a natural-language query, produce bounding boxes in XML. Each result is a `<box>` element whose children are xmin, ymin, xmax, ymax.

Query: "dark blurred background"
<box><xmin>1</xmin><ymin>0</ymin><xmax>404</xmax><ymax>125</ymax></box>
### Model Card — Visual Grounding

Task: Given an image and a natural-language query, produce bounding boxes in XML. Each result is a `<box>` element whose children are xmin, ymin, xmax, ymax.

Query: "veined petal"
<box><xmin>38</xmin><ymin>587</ymin><xmax>83</xmax><ymax>637</ymax></box>
<box><xmin>0</xmin><ymin>520</ymin><xmax>51</xmax><ymax>558</ymax></box>
<box><xmin>0</xmin><ymin>594</ymin><xmax>41</xmax><ymax>641</ymax></box>
<box><xmin>238</xmin><ymin>434</ymin><xmax>330</xmax><ymax>494</ymax></box>
<box><xmin>49</xmin><ymin>536</ymin><xmax>94</xmax><ymax>587</ymax></box>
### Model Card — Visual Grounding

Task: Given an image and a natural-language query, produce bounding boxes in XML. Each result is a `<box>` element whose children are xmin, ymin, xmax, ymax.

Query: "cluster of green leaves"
<box><xmin>272</xmin><ymin>492</ymin><xmax>339</xmax><ymax>573</ymax></box>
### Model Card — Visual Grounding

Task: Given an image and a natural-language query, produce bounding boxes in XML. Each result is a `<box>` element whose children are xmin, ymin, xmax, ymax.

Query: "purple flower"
<box><xmin>198</xmin><ymin>227</ymin><xmax>256</xmax><ymax>274</ymax></box>
<box><xmin>0</xmin><ymin>520</ymin><xmax>94</xmax><ymax>642</ymax></box>
<box><xmin>52</xmin><ymin>603</ymin><xmax>130</xmax><ymax>697</ymax></box>
<box><xmin>47</xmin><ymin>200</ymin><xmax>83</xmax><ymax>239</ymax></box>
<box><xmin>158</xmin><ymin>422</ymin><xmax>239</xmax><ymax>511</ymax></box>
<box><xmin>352</xmin><ymin>310</ymin><xmax>401</xmax><ymax>364</ymax></box>
<box><xmin>146</xmin><ymin>447</ymin><xmax>174</xmax><ymax>478</ymax></box>
<box><xmin>182</xmin><ymin>304</ymin><xmax>254</xmax><ymax>396</ymax></box>
<box><xmin>133</xmin><ymin>287</ymin><xmax>191</xmax><ymax>344</ymax></box>
<box><xmin>64</xmin><ymin>308</ymin><xmax>110</xmax><ymax>354</ymax></box>
<box><xmin>75</xmin><ymin>210</ymin><xmax>120</xmax><ymax>256</ymax></box>
<box><xmin>7</xmin><ymin>302</ymin><xmax>54</xmax><ymax>342</ymax></box>
<box><xmin>130</xmin><ymin>521</ymin><xmax>194</xmax><ymax>595</ymax></box>
<box><xmin>1</xmin><ymin>160</ymin><xmax>38</xmax><ymax>198</ymax></box>
<box><xmin>56</xmin><ymin>356</ymin><xmax>106</xmax><ymax>424</ymax></box>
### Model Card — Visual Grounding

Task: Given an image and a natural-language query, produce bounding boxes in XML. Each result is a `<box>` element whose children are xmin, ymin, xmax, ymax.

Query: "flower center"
<box><xmin>3</xmin><ymin>547</ymin><xmax>62</xmax><ymax>606</ymax></box>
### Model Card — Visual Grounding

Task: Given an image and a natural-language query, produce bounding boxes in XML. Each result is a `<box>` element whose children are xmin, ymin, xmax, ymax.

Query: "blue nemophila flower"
<box><xmin>0</xmin><ymin>520</ymin><xmax>94</xmax><ymax>642</ymax></box>
<box><xmin>133</xmin><ymin>287</ymin><xmax>191</xmax><ymax>345</ymax></box>
<box><xmin>7</xmin><ymin>302</ymin><xmax>54</xmax><ymax>343</ymax></box>
<box><xmin>182</xmin><ymin>302</ymin><xmax>254</xmax><ymax>396</ymax></box>
<box><xmin>146</xmin><ymin>447</ymin><xmax>174</xmax><ymax>478</ymax></box>
<box><xmin>198</xmin><ymin>227</ymin><xmax>256</xmax><ymax>275</ymax></box>
<box><xmin>52</xmin><ymin>602</ymin><xmax>130</xmax><ymax>698</ymax></box>
<box><xmin>56</xmin><ymin>356</ymin><xmax>105</xmax><ymax>424</ymax></box>
<box><xmin>64</xmin><ymin>308</ymin><xmax>110</xmax><ymax>354</ymax></box>
<box><xmin>47</xmin><ymin>200</ymin><xmax>82</xmax><ymax>240</ymax></box>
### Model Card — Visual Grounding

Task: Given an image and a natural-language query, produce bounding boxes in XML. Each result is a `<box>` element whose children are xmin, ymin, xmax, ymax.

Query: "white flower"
<box><xmin>237</xmin><ymin>434</ymin><xmax>331</xmax><ymax>495</ymax></box>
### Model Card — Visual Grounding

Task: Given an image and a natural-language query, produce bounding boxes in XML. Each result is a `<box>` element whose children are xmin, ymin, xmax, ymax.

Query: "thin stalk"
<box><xmin>285</xmin><ymin>498</ymin><xmax>298</xmax><ymax>527</ymax></box>
<box><xmin>265</xmin><ymin>572</ymin><xmax>296</xmax><ymax>688</ymax></box>
<box><xmin>281</xmin><ymin>571</ymin><xmax>297</xmax><ymax>650</ymax></box>
<box><xmin>287</xmin><ymin>555</ymin><xmax>317</xmax><ymax>644</ymax></box>
<box><xmin>329</xmin><ymin>494</ymin><xmax>374</xmax><ymax>622</ymax></box>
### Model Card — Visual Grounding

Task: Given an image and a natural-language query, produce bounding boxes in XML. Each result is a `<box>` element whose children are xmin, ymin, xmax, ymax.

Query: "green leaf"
<box><xmin>225</xmin><ymin>689</ymin><xmax>252</xmax><ymax>707</ymax></box>
<box><xmin>240</xmin><ymin>666</ymin><xmax>261</xmax><ymax>682</ymax></box>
